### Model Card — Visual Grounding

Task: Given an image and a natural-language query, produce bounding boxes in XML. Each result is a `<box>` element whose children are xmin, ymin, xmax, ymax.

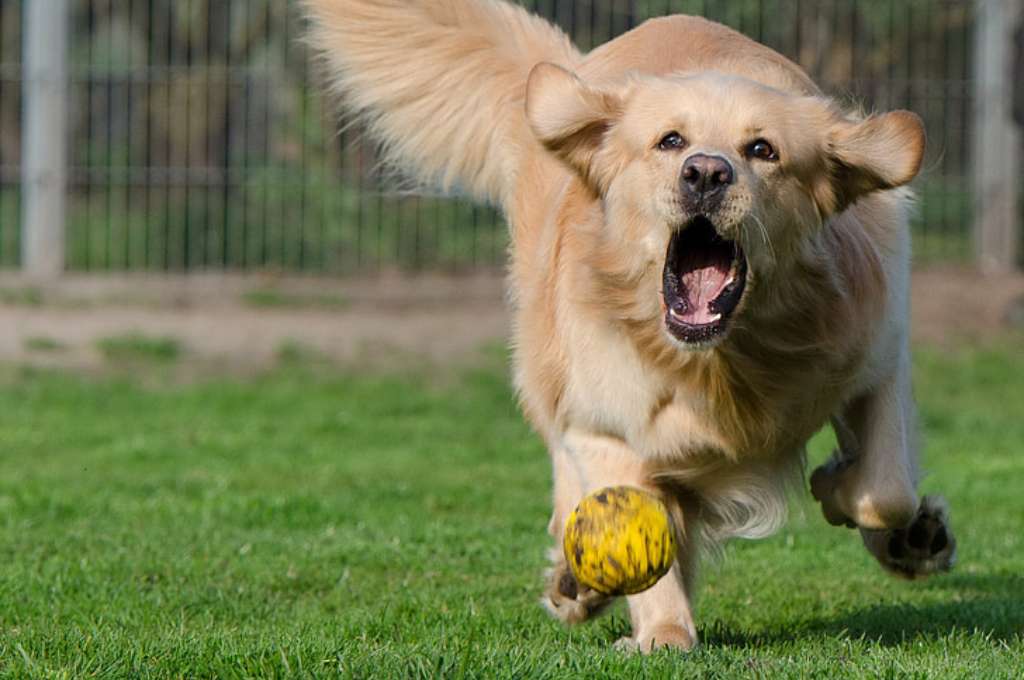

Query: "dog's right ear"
<box><xmin>526</xmin><ymin>63</ymin><xmax>624</xmax><ymax>193</ymax></box>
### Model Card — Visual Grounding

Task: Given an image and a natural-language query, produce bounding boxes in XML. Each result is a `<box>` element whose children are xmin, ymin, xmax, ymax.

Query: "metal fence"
<box><xmin>0</xmin><ymin>0</ymin><xmax>1016</xmax><ymax>274</ymax></box>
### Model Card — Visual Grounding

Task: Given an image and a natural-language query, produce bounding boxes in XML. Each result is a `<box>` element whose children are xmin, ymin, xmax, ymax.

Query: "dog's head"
<box><xmin>526</xmin><ymin>64</ymin><xmax>924</xmax><ymax>349</ymax></box>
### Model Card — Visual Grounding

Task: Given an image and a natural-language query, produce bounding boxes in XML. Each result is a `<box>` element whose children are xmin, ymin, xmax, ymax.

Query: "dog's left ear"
<box><xmin>526</xmin><ymin>63</ymin><xmax>625</xmax><ymax>194</ymax></box>
<box><xmin>821</xmin><ymin>110</ymin><xmax>926</xmax><ymax>214</ymax></box>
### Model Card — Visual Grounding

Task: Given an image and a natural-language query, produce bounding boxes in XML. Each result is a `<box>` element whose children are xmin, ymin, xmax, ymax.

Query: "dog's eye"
<box><xmin>747</xmin><ymin>139</ymin><xmax>778</xmax><ymax>161</ymax></box>
<box><xmin>657</xmin><ymin>132</ymin><xmax>686</xmax><ymax>151</ymax></box>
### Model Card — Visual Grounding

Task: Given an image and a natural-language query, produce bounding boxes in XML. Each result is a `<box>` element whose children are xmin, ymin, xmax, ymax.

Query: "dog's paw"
<box><xmin>809</xmin><ymin>451</ymin><xmax>856</xmax><ymax>528</ymax></box>
<box><xmin>615</xmin><ymin>624</ymin><xmax>696</xmax><ymax>654</ymax></box>
<box><xmin>860</xmin><ymin>495</ymin><xmax>956</xmax><ymax>579</ymax></box>
<box><xmin>541</xmin><ymin>565</ymin><xmax>612</xmax><ymax>625</ymax></box>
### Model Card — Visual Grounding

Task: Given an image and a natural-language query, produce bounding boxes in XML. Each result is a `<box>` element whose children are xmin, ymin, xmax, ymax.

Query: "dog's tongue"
<box><xmin>676</xmin><ymin>252</ymin><xmax>732</xmax><ymax>325</ymax></box>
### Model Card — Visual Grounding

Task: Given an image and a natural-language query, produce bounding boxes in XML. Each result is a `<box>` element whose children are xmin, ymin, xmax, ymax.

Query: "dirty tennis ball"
<box><xmin>563</xmin><ymin>486</ymin><xmax>676</xmax><ymax>596</ymax></box>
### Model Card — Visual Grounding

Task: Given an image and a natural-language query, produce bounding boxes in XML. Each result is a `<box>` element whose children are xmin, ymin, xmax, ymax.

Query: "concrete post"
<box><xmin>973</xmin><ymin>0</ymin><xmax>1023</xmax><ymax>273</ymax></box>
<box><xmin>21</xmin><ymin>0</ymin><xmax>71</xmax><ymax>278</ymax></box>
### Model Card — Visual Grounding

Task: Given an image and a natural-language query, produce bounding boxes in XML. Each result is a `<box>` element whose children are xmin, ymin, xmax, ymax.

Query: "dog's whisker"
<box><xmin>749</xmin><ymin>213</ymin><xmax>776</xmax><ymax>265</ymax></box>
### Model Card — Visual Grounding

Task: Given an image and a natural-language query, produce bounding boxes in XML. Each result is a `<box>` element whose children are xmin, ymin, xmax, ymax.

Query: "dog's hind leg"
<box><xmin>811</xmin><ymin>351</ymin><xmax>956</xmax><ymax>578</ymax></box>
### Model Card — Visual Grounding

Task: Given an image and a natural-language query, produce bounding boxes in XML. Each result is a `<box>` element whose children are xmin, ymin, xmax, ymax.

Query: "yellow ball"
<box><xmin>563</xmin><ymin>486</ymin><xmax>676</xmax><ymax>596</ymax></box>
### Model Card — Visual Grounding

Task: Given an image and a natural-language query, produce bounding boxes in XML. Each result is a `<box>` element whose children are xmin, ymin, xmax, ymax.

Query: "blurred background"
<box><xmin>0</xmin><ymin>0</ymin><xmax>1021</xmax><ymax>366</ymax></box>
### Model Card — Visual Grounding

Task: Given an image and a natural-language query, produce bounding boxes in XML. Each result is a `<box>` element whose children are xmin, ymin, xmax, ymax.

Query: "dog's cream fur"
<box><xmin>306</xmin><ymin>0</ymin><xmax>955</xmax><ymax>652</ymax></box>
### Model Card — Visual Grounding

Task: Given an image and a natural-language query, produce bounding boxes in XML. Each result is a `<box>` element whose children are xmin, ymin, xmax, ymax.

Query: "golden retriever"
<box><xmin>305</xmin><ymin>0</ymin><xmax>956</xmax><ymax>651</ymax></box>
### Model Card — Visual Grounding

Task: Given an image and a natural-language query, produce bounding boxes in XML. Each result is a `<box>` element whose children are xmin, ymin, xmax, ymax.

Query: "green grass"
<box><xmin>276</xmin><ymin>340</ymin><xmax>333</xmax><ymax>367</ymax></box>
<box><xmin>63</xmin><ymin>175</ymin><xmax>508</xmax><ymax>274</ymax></box>
<box><xmin>0</xmin><ymin>343</ymin><xmax>1022</xmax><ymax>678</ymax></box>
<box><xmin>22</xmin><ymin>337</ymin><xmax>66</xmax><ymax>353</ymax></box>
<box><xmin>0</xmin><ymin>287</ymin><xmax>43</xmax><ymax>307</ymax></box>
<box><xmin>243</xmin><ymin>289</ymin><xmax>350</xmax><ymax>311</ymax></box>
<box><xmin>96</xmin><ymin>334</ymin><xmax>182</xmax><ymax>363</ymax></box>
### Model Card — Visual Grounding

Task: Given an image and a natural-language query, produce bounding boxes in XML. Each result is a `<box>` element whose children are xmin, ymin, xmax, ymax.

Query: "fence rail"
<box><xmin>0</xmin><ymin>0</ymin><xmax>1021</xmax><ymax>275</ymax></box>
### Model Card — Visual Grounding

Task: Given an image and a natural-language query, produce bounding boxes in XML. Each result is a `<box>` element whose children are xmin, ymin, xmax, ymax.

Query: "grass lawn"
<box><xmin>0</xmin><ymin>343</ymin><xmax>1022</xmax><ymax>678</ymax></box>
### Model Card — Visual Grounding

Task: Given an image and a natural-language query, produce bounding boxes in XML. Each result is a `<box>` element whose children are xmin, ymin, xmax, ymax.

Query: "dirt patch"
<box><xmin>910</xmin><ymin>267</ymin><xmax>1024</xmax><ymax>348</ymax></box>
<box><xmin>2</xmin><ymin>267</ymin><xmax>1021</xmax><ymax>374</ymax></box>
<box><xmin>1</xmin><ymin>271</ymin><xmax>509</xmax><ymax>374</ymax></box>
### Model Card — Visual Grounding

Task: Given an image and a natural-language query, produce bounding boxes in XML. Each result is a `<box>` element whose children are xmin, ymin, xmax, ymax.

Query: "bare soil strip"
<box><xmin>1</xmin><ymin>268</ymin><xmax>1020</xmax><ymax>372</ymax></box>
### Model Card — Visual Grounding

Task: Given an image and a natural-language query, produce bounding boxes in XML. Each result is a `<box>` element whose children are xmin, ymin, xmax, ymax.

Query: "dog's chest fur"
<box><xmin>557</xmin><ymin>303</ymin><xmax>863</xmax><ymax>464</ymax></box>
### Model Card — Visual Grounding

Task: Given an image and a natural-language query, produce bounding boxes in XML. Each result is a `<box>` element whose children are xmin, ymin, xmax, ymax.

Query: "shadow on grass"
<box><xmin>704</xmin><ymin>572</ymin><xmax>1024</xmax><ymax>648</ymax></box>
<box><xmin>813</xmin><ymin>597</ymin><xmax>1024</xmax><ymax>645</ymax></box>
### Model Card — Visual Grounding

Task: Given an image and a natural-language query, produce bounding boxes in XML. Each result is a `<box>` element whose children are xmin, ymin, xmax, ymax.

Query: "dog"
<box><xmin>304</xmin><ymin>0</ymin><xmax>956</xmax><ymax>652</ymax></box>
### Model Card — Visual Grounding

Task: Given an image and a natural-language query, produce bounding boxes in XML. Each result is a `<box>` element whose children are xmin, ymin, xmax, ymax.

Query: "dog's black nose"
<box><xmin>681</xmin><ymin>154</ymin><xmax>734</xmax><ymax>200</ymax></box>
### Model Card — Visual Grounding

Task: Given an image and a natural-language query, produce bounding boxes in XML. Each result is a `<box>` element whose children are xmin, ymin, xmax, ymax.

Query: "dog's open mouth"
<box><xmin>662</xmin><ymin>217</ymin><xmax>747</xmax><ymax>345</ymax></box>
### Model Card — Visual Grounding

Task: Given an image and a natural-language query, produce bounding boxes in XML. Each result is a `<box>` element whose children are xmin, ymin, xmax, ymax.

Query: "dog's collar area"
<box><xmin>662</xmin><ymin>216</ymin><xmax>748</xmax><ymax>345</ymax></box>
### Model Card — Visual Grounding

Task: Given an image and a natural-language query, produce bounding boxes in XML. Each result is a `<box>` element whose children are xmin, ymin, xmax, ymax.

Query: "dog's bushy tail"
<box><xmin>304</xmin><ymin>0</ymin><xmax>579</xmax><ymax>206</ymax></box>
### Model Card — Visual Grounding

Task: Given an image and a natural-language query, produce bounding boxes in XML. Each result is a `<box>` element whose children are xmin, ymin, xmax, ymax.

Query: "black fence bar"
<box><xmin>0</xmin><ymin>0</ymin><xmax>23</xmax><ymax>268</ymax></box>
<box><xmin>0</xmin><ymin>0</ymin><xmax>983</xmax><ymax>273</ymax></box>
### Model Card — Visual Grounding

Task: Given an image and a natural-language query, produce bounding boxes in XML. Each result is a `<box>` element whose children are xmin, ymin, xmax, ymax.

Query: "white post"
<box><xmin>973</xmin><ymin>0</ymin><xmax>1023</xmax><ymax>274</ymax></box>
<box><xmin>21</xmin><ymin>0</ymin><xmax>71</xmax><ymax>278</ymax></box>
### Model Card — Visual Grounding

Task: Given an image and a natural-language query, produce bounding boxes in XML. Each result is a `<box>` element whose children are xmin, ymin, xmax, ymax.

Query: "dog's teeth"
<box><xmin>724</xmin><ymin>276</ymin><xmax>735</xmax><ymax>287</ymax></box>
<box><xmin>709</xmin><ymin>313</ymin><xmax>722</xmax><ymax>322</ymax></box>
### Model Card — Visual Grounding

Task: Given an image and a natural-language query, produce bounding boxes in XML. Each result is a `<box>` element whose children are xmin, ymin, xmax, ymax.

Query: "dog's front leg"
<box><xmin>811</xmin><ymin>351</ymin><xmax>956</xmax><ymax>577</ymax></box>
<box><xmin>543</xmin><ymin>443</ymin><xmax>613</xmax><ymax>623</ymax></box>
<box><xmin>543</xmin><ymin>429</ymin><xmax>698</xmax><ymax>651</ymax></box>
<box><xmin>611</xmin><ymin>552</ymin><xmax>697</xmax><ymax>653</ymax></box>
